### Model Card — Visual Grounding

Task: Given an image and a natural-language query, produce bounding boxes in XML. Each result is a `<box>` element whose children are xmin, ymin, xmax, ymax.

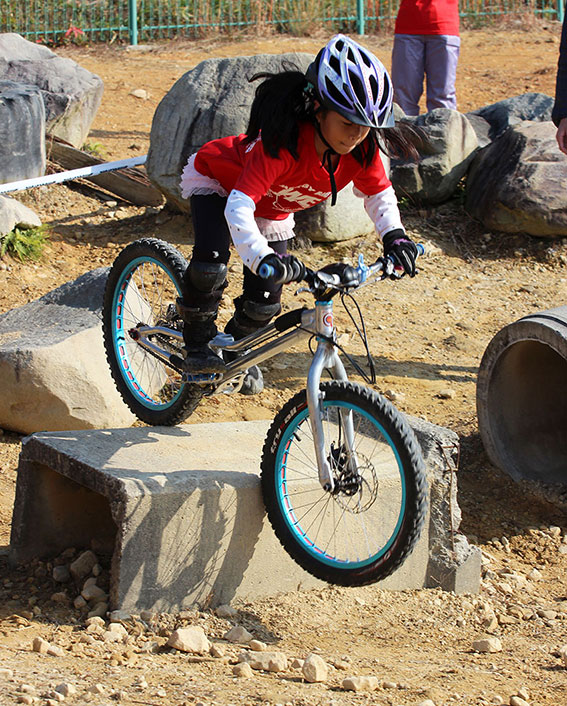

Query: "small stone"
<box><xmin>0</xmin><ymin>668</ymin><xmax>14</xmax><ymax>678</ymax></box>
<box><xmin>52</xmin><ymin>565</ymin><xmax>70</xmax><ymax>583</ymax></box>
<box><xmin>473</xmin><ymin>637</ymin><xmax>503</xmax><ymax>653</ymax></box>
<box><xmin>86</xmin><ymin>684</ymin><xmax>106</xmax><ymax>694</ymax></box>
<box><xmin>109</xmin><ymin>610</ymin><xmax>132</xmax><ymax>623</ymax></box>
<box><xmin>417</xmin><ymin>701</ymin><xmax>436</xmax><ymax>706</ymax></box>
<box><xmin>238</xmin><ymin>650</ymin><xmax>288</xmax><ymax>672</ymax></box>
<box><xmin>509</xmin><ymin>697</ymin><xmax>529</xmax><ymax>706</ymax></box>
<box><xmin>232</xmin><ymin>663</ymin><xmax>254</xmax><ymax>678</ymax></box>
<box><xmin>249</xmin><ymin>639</ymin><xmax>266</xmax><ymax>651</ymax></box>
<box><xmin>302</xmin><ymin>653</ymin><xmax>328</xmax><ymax>683</ymax></box>
<box><xmin>215</xmin><ymin>603</ymin><xmax>239</xmax><ymax>619</ymax></box>
<box><xmin>167</xmin><ymin>626</ymin><xmax>211</xmax><ymax>654</ymax></box>
<box><xmin>437</xmin><ymin>388</ymin><xmax>456</xmax><ymax>399</ymax></box>
<box><xmin>210</xmin><ymin>643</ymin><xmax>226</xmax><ymax>658</ymax></box>
<box><xmin>55</xmin><ymin>683</ymin><xmax>77</xmax><ymax>697</ymax></box>
<box><xmin>224</xmin><ymin>625</ymin><xmax>253</xmax><ymax>643</ymax></box>
<box><xmin>81</xmin><ymin>584</ymin><xmax>107</xmax><ymax>602</ymax></box>
<box><xmin>87</xmin><ymin>602</ymin><xmax>108</xmax><ymax>619</ymax></box>
<box><xmin>342</xmin><ymin>675</ymin><xmax>379</xmax><ymax>692</ymax></box>
<box><xmin>69</xmin><ymin>550</ymin><xmax>98</xmax><ymax>581</ymax></box>
<box><xmin>32</xmin><ymin>636</ymin><xmax>50</xmax><ymax>654</ymax></box>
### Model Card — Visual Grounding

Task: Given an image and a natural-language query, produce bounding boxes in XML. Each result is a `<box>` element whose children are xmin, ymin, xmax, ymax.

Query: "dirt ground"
<box><xmin>1</xmin><ymin>23</ymin><xmax>567</xmax><ymax>706</ymax></box>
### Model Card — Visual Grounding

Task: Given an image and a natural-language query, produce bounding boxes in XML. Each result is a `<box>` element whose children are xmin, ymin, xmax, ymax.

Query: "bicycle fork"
<box><xmin>306</xmin><ymin>301</ymin><xmax>357</xmax><ymax>493</ymax></box>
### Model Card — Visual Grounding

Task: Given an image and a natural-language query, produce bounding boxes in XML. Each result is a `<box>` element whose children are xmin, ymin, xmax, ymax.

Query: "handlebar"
<box><xmin>258</xmin><ymin>243</ymin><xmax>425</xmax><ymax>291</ymax></box>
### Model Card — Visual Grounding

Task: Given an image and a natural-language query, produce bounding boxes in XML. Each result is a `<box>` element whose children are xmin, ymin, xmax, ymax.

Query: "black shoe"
<box><xmin>182</xmin><ymin>345</ymin><xmax>226</xmax><ymax>374</ymax></box>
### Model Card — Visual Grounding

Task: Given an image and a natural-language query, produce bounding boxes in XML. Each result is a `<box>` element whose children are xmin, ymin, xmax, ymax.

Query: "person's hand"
<box><xmin>556</xmin><ymin>117</ymin><xmax>567</xmax><ymax>155</ymax></box>
<box><xmin>258</xmin><ymin>253</ymin><xmax>306</xmax><ymax>285</ymax></box>
<box><xmin>382</xmin><ymin>230</ymin><xmax>419</xmax><ymax>277</ymax></box>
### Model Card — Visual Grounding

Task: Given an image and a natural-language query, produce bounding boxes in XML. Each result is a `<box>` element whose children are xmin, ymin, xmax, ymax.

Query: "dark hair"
<box><xmin>244</xmin><ymin>67</ymin><xmax>421</xmax><ymax>165</ymax></box>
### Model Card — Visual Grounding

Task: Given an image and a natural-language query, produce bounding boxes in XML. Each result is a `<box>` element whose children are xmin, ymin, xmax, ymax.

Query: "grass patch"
<box><xmin>1</xmin><ymin>226</ymin><xmax>51</xmax><ymax>262</ymax></box>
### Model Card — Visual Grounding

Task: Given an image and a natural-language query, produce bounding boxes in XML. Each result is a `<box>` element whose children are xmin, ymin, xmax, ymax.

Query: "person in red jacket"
<box><xmin>391</xmin><ymin>0</ymin><xmax>460</xmax><ymax>116</ymax></box>
<box><xmin>178</xmin><ymin>35</ymin><xmax>419</xmax><ymax>392</ymax></box>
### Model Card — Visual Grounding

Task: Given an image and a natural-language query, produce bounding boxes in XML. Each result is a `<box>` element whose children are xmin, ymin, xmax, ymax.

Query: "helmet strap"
<box><xmin>314</xmin><ymin>117</ymin><xmax>338</xmax><ymax>207</ymax></box>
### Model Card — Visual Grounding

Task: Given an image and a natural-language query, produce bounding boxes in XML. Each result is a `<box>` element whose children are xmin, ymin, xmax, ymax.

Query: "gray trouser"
<box><xmin>391</xmin><ymin>33</ymin><xmax>460</xmax><ymax>116</ymax></box>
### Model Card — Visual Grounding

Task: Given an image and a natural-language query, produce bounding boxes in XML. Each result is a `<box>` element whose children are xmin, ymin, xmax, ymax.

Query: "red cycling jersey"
<box><xmin>194</xmin><ymin>122</ymin><xmax>391</xmax><ymax>221</ymax></box>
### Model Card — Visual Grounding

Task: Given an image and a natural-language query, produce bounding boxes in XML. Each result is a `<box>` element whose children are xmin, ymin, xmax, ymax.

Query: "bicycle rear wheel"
<box><xmin>261</xmin><ymin>381</ymin><xmax>427</xmax><ymax>586</ymax></box>
<box><xmin>102</xmin><ymin>238</ymin><xmax>202</xmax><ymax>426</ymax></box>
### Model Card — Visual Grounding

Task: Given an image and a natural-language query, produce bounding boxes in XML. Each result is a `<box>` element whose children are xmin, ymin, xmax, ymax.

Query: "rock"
<box><xmin>0</xmin><ymin>195</ymin><xmax>42</xmax><ymax>237</ymax></box>
<box><xmin>167</xmin><ymin>626</ymin><xmax>211</xmax><ymax>654</ymax></box>
<box><xmin>0</xmin><ymin>268</ymin><xmax>135</xmax><ymax>433</ymax></box>
<box><xmin>465</xmin><ymin>120</ymin><xmax>567</xmax><ymax>237</ymax></box>
<box><xmin>52</xmin><ymin>565</ymin><xmax>70</xmax><ymax>583</ymax></box>
<box><xmin>472</xmin><ymin>636</ymin><xmax>503</xmax><ymax>653</ymax></box>
<box><xmin>238</xmin><ymin>650</ymin><xmax>288</xmax><ymax>672</ymax></box>
<box><xmin>223</xmin><ymin>625</ymin><xmax>253</xmax><ymax>643</ymax></box>
<box><xmin>70</xmin><ymin>550</ymin><xmax>98</xmax><ymax>581</ymax></box>
<box><xmin>390</xmin><ymin>108</ymin><xmax>478</xmax><ymax>205</ymax></box>
<box><xmin>342</xmin><ymin>675</ymin><xmax>379</xmax><ymax>692</ymax></box>
<box><xmin>81</xmin><ymin>584</ymin><xmax>107</xmax><ymax>602</ymax></box>
<box><xmin>147</xmin><ymin>52</ymin><xmax>377</xmax><ymax>243</ymax></box>
<box><xmin>232</xmin><ymin>662</ymin><xmax>254</xmax><ymax>678</ymax></box>
<box><xmin>54</xmin><ymin>683</ymin><xmax>77</xmax><ymax>697</ymax></box>
<box><xmin>558</xmin><ymin>644</ymin><xmax>567</xmax><ymax>666</ymax></box>
<box><xmin>0</xmin><ymin>33</ymin><xmax>104</xmax><ymax>148</ymax></box>
<box><xmin>0</xmin><ymin>82</ymin><xmax>45</xmax><ymax>185</ymax></box>
<box><xmin>302</xmin><ymin>652</ymin><xmax>328</xmax><ymax>683</ymax></box>
<box><xmin>509</xmin><ymin>697</ymin><xmax>529</xmax><ymax>706</ymax></box>
<box><xmin>249</xmin><ymin>639</ymin><xmax>266</xmax><ymax>651</ymax></box>
<box><xmin>467</xmin><ymin>92</ymin><xmax>553</xmax><ymax>142</ymax></box>
<box><xmin>215</xmin><ymin>604</ymin><xmax>238</xmax><ymax>619</ymax></box>
<box><xmin>32</xmin><ymin>636</ymin><xmax>50</xmax><ymax>654</ymax></box>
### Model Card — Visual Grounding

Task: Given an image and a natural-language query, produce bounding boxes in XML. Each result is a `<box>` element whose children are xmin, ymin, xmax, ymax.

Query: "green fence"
<box><xmin>0</xmin><ymin>0</ymin><xmax>564</xmax><ymax>46</ymax></box>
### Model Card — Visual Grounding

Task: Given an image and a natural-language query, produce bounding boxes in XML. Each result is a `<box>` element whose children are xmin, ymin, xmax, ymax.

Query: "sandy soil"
<box><xmin>1</xmin><ymin>24</ymin><xmax>566</xmax><ymax>706</ymax></box>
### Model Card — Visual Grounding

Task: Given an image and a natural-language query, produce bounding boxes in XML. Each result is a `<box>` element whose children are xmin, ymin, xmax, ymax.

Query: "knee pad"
<box><xmin>184</xmin><ymin>260</ymin><xmax>227</xmax><ymax>293</ymax></box>
<box><xmin>230</xmin><ymin>296</ymin><xmax>282</xmax><ymax>336</ymax></box>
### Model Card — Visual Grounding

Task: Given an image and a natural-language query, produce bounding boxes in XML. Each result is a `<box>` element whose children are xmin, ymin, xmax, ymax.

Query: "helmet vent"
<box><xmin>324</xmin><ymin>76</ymin><xmax>350</xmax><ymax>109</ymax></box>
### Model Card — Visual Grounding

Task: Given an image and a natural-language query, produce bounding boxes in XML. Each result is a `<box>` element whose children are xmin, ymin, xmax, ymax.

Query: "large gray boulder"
<box><xmin>390</xmin><ymin>109</ymin><xmax>478</xmax><ymax>205</ymax></box>
<box><xmin>146</xmin><ymin>53</ymin><xmax>382</xmax><ymax>244</ymax></box>
<box><xmin>465</xmin><ymin>120</ymin><xmax>567</xmax><ymax>237</ymax></box>
<box><xmin>0</xmin><ymin>268</ymin><xmax>135</xmax><ymax>434</ymax></box>
<box><xmin>467</xmin><ymin>92</ymin><xmax>553</xmax><ymax>144</ymax></box>
<box><xmin>0</xmin><ymin>80</ymin><xmax>46</xmax><ymax>184</ymax></box>
<box><xmin>0</xmin><ymin>195</ymin><xmax>41</xmax><ymax>236</ymax></box>
<box><xmin>147</xmin><ymin>52</ymin><xmax>313</xmax><ymax>212</ymax></box>
<box><xmin>0</xmin><ymin>33</ymin><xmax>103</xmax><ymax>148</ymax></box>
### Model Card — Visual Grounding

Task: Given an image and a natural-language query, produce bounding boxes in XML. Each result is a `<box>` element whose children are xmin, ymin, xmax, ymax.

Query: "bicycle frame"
<box><xmin>132</xmin><ymin>298</ymin><xmax>353</xmax><ymax>492</ymax></box>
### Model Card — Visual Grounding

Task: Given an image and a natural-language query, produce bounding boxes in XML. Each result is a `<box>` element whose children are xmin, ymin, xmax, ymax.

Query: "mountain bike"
<box><xmin>102</xmin><ymin>237</ymin><xmax>428</xmax><ymax>586</ymax></box>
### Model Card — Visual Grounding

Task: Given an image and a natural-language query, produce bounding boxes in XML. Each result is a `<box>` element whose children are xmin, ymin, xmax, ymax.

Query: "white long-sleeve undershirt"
<box><xmin>225</xmin><ymin>185</ymin><xmax>405</xmax><ymax>275</ymax></box>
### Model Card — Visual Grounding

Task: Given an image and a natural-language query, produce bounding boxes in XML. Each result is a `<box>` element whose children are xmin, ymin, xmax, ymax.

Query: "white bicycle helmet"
<box><xmin>306</xmin><ymin>34</ymin><xmax>395</xmax><ymax>128</ymax></box>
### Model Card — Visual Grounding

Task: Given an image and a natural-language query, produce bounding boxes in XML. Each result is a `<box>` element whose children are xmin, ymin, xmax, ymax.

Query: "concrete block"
<box><xmin>10</xmin><ymin>418</ymin><xmax>480</xmax><ymax>612</ymax></box>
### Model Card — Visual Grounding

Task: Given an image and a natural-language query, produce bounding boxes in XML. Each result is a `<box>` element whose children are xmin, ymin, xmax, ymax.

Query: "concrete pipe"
<box><xmin>476</xmin><ymin>306</ymin><xmax>567</xmax><ymax>486</ymax></box>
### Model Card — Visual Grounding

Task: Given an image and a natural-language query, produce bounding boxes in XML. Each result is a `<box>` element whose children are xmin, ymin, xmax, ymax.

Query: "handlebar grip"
<box><xmin>258</xmin><ymin>262</ymin><xmax>275</xmax><ymax>279</ymax></box>
<box><xmin>416</xmin><ymin>243</ymin><xmax>425</xmax><ymax>256</ymax></box>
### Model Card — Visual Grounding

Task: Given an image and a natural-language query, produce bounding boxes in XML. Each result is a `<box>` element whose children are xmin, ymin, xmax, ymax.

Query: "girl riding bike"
<box><xmin>178</xmin><ymin>34</ymin><xmax>420</xmax><ymax>393</ymax></box>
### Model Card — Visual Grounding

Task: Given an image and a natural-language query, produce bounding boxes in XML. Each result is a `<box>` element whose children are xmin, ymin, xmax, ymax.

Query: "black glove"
<box><xmin>382</xmin><ymin>230</ymin><xmax>418</xmax><ymax>277</ymax></box>
<box><xmin>259</xmin><ymin>253</ymin><xmax>306</xmax><ymax>285</ymax></box>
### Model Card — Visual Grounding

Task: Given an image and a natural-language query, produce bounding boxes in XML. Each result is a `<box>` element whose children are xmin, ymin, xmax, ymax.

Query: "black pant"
<box><xmin>189</xmin><ymin>193</ymin><xmax>287</xmax><ymax>316</ymax></box>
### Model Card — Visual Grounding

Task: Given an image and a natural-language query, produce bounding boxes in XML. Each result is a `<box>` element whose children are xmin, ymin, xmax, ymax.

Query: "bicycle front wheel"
<box><xmin>261</xmin><ymin>381</ymin><xmax>427</xmax><ymax>586</ymax></box>
<box><xmin>102</xmin><ymin>238</ymin><xmax>202</xmax><ymax>426</ymax></box>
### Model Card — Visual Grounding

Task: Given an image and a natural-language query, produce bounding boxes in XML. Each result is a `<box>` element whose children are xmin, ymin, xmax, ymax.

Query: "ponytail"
<box><xmin>244</xmin><ymin>66</ymin><xmax>316</xmax><ymax>159</ymax></box>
